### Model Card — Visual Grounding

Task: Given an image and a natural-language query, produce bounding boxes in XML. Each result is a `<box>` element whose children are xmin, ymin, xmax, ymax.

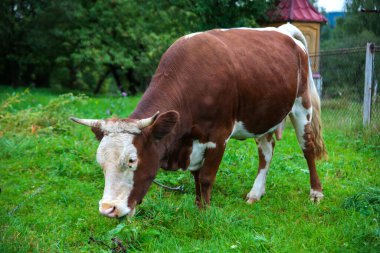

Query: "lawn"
<box><xmin>0</xmin><ymin>86</ymin><xmax>379</xmax><ymax>252</ymax></box>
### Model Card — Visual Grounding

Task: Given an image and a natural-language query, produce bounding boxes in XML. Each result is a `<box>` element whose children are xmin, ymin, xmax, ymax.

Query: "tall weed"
<box><xmin>0</xmin><ymin>92</ymin><xmax>86</xmax><ymax>135</ymax></box>
<box><xmin>343</xmin><ymin>188</ymin><xmax>380</xmax><ymax>216</ymax></box>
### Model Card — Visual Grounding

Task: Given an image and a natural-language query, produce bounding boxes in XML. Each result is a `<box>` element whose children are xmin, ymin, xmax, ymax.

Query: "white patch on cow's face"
<box><xmin>187</xmin><ymin>140</ymin><xmax>216</xmax><ymax>171</ymax></box>
<box><xmin>96</xmin><ymin>133</ymin><xmax>138</xmax><ymax>217</ymax></box>
<box><xmin>184</xmin><ymin>32</ymin><xmax>202</xmax><ymax>39</ymax></box>
<box><xmin>290</xmin><ymin>97</ymin><xmax>312</xmax><ymax>150</ymax></box>
<box><xmin>100</xmin><ymin>121</ymin><xmax>141</xmax><ymax>134</ymax></box>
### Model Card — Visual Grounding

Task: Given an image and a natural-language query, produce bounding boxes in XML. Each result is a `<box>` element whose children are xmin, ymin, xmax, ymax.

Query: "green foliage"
<box><xmin>0</xmin><ymin>0</ymin><xmax>271</xmax><ymax>93</ymax></box>
<box><xmin>192</xmin><ymin>0</ymin><xmax>269</xmax><ymax>30</ymax></box>
<box><xmin>318</xmin><ymin>1</ymin><xmax>380</xmax><ymax>100</ymax></box>
<box><xmin>0</xmin><ymin>88</ymin><xmax>379</xmax><ymax>252</ymax></box>
<box><xmin>322</xmin><ymin>0</ymin><xmax>380</xmax><ymax>48</ymax></box>
<box><xmin>343</xmin><ymin>188</ymin><xmax>380</xmax><ymax>216</ymax></box>
<box><xmin>343</xmin><ymin>0</ymin><xmax>380</xmax><ymax>37</ymax></box>
<box><xmin>0</xmin><ymin>90</ymin><xmax>87</xmax><ymax>135</ymax></box>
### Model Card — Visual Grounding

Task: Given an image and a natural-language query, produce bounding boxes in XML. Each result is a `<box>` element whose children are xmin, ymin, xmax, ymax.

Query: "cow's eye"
<box><xmin>128</xmin><ymin>155</ymin><xmax>137</xmax><ymax>166</ymax></box>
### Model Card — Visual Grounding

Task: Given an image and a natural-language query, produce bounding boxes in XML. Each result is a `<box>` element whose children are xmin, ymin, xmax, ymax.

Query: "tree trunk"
<box><xmin>111</xmin><ymin>66</ymin><xmax>124</xmax><ymax>93</ymax></box>
<box><xmin>10</xmin><ymin>60</ymin><xmax>20</xmax><ymax>88</ymax></box>
<box><xmin>68</xmin><ymin>63</ymin><xmax>77</xmax><ymax>89</ymax></box>
<box><xmin>94</xmin><ymin>68</ymin><xmax>111</xmax><ymax>94</ymax></box>
<box><xmin>35</xmin><ymin>72</ymin><xmax>50</xmax><ymax>87</ymax></box>
<box><xmin>126</xmin><ymin>68</ymin><xmax>138</xmax><ymax>95</ymax></box>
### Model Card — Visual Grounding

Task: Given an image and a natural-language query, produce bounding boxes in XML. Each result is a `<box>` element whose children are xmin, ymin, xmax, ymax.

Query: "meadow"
<box><xmin>0</xmin><ymin>87</ymin><xmax>379</xmax><ymax>252</ymax></box>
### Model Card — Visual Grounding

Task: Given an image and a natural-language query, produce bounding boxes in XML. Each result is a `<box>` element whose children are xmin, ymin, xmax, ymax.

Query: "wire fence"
<box><xmin>310</xmin><ymin>45</ymin><xmax>380</xmax><ymax>130</ymax></box>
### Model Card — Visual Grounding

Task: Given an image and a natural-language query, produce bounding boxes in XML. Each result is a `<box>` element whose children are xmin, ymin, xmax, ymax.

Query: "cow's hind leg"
<box><xmin>246</xmin><ymin>133</ymin><xmax>275</xmax><ymax>204</ymax></box>
<box><xmin>289</xmin><ymin>97</ymin><xmax>324</xmax><ymax>202</ymax></box>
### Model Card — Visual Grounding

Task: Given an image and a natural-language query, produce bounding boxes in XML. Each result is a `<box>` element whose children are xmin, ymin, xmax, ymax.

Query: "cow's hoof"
<box><xmin>246</xmin><ymin>193</ymin><xmax>261</xmax><ymax>204</ymax></box>
<box><xmin>246</xmin><ymin>197</ymin><xmax>259</xmax><ymax>204</ymax></box>
<box><xmin>310</xmin><ymin>189</ymin><xmax>324</xmax><ymax>203</ymax></box>
<box><xmin>246</xmin><ymin>191</ymin><xmax>264</xmax><ymax>204</ymax></box>
<box><xmin>195</xmin><ymin>201</ymin><xmax>205</xmax><ymax>209</ymax></box>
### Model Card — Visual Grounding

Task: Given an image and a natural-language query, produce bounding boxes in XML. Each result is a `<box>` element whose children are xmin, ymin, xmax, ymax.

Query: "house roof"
<box><xmin>267</xmin><ymin>0</ymin><xmax>327</xmax><ymax>23</ymax></box>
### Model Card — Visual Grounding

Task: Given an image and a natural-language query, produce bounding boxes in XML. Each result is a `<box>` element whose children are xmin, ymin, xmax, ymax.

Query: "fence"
<box><xmin>309</xmin><ymin>44</ymin><xmax>380</xmax><ymax>130</ymax></box>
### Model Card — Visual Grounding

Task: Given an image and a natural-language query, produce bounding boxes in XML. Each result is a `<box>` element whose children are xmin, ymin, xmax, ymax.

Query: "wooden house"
<box><xmin>266</xmin><ymin>0</ymin><xmax>327</xmax><ymax>82</ymax></box>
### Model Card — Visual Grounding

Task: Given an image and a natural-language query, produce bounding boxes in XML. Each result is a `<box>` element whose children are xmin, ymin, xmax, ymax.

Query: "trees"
<box><xmin>0</xmin><ymin>1</ymin><xmax>86</xmax><ymax>88</ymax></box>
<box><xmin>317</xmin><ymin>0</ymin><xmax>380</xmax><ymax>99</ymax></box>
<box><xmin>0</xmin><ymin>0</ymin><xmax>271</xmax><ymax>94</ymax></box>
<box><xmin>341</xmin><ymin>0</ymin><xmax>380</xmax><ymax>38</ymax></box>
<box><xmin>321</xmin><ymin>0</ymin><xmax>380</xmax><ymax>49</ymax></box>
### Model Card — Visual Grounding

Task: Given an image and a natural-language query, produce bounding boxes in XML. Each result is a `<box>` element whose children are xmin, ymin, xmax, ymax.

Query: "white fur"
<box><xmin>290</xmin><ymin>97</ymin><xmax>312</xmax><ymax>150</ymax></box>
<box><xmin>184</xmin><ymin>32</ymin><xmax>202</xmax><ymax>39</ymax></box>
<box><xmin>258</xmin><ymin>136</ymin><xmax>274</xmax><ymax>163</ymax></box>
<box><xmin>310</xmin><ymin>189</ymin><xmax>324</xmax><ymax>202</ymax></box>
<box><xmin>229</xmin><ymin>121</ymin><xmax>283</xmax><ymax>141</ymax></box>
<box><xmin>97</xmin><ymin>133</ymin><xmax>137</xmax><ymax>217</ymax></box>
<box><xmin>247</xmin><ymin>136</ymin><xmax>274</xmax><ymax>200</ymax></box>
<box><xmin>229</xmin><ymin>121</ymin><xmax>256</xmax><ymax>139</ymax></box>
<box><xmin>100</xmin><ymin>121</ymin><xmax>140</xmax><ymax>134</ymax></box>
<box><xmin>219</xmin><ymin>27</ymin><xmax>307</xmax><ymax>54</ymax></box>
<box><xmin>247</xmin><ymin>168</ymin><xmax>269</xmax><ymax>200</ymax></box>
<box><xmin>187</xmin><ymin>140</ymin><xmax>216</xmax><ymax>171</ymax></box>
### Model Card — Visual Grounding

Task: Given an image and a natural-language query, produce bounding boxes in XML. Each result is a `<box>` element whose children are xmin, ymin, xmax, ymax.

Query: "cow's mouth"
<box><xmin>101</xmin><ymin>206</ymin><xmax>116</xmax><ymax>217</ymax></box>
<box><xmin>99</xmin><ymin>201</ymin><xmax>133</xmax><ymax>218</ymax></box>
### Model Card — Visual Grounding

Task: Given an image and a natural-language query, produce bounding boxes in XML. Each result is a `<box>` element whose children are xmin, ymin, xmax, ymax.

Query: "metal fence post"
<box><xmin>373</xmin><ymin>79</ymin><xmax>378</xmax><ymax>104</ymax></box>
<box><xmin>363</xmin><ymin>43</ymin><xmax>375</xmax><ymax>126</ymax></box>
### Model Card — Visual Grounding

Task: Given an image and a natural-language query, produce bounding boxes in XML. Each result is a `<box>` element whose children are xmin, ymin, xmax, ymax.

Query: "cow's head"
<box><xmin>70</xmin><ymin>111</ymin><xmax>178</xmax><ymax>218</ymax></box>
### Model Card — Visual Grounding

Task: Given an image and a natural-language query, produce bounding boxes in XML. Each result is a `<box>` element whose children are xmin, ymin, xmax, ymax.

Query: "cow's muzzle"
<box><xmin>99</xmin><ymin>201</ymin><xmax>134</xmax><ymax>218</ymax></box>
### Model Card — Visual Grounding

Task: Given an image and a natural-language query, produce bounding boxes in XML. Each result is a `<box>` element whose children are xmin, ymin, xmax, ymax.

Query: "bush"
<box><xmin>0</xmin><ymin>91</ymin><xmax>87</xmax><ymax>135</ymax></box>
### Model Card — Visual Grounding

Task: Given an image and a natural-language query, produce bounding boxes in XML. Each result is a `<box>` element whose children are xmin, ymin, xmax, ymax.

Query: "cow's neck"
<box><xmin>130</xmin><ymin>76</ymin><xmax>192</xmax><ymax>170</ymax></box>
<box><xmin>130</xmin><ymin>74</ymin><xmax>185</xmax><ymax>120</ymax></box>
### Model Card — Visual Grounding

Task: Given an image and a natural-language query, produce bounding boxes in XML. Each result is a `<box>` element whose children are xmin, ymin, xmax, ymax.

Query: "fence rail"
<box><xmin>310</xmin><ymin>43</ymin><xmax>379</xmax><ymax>129</ymax></box>
<box><xmin>310</xmin><ymin>46</ymin><xmax>380</xmax><ymax>57</ymax></box>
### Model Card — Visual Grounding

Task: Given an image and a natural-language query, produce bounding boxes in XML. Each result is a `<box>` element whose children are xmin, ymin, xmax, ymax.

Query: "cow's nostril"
<box><xmin>107</xmin><ymin>206</ymin><xmax>116</xmax><ymax>214</ymax></box>
<box><xmin>100</xmin><ymin>203</ymin><xmax>117</xmax><ymax>216</ymax></box>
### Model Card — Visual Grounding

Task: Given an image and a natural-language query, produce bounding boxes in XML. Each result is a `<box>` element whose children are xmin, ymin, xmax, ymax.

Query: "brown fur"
<box><xmin>125</xmin><ymin>28</ymin><xmax>324</xmax><ymax>207</ymax></box>
<box><xmin>83</xmin><ymin>27</ymin><xmax>326</xmax><ymax>212</ymax></box>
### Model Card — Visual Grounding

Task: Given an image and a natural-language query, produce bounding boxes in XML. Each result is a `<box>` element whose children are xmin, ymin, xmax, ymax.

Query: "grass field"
<box><xmin>1</xmin><ymin>87</ymin><xmax>379</xmax><ymax>252</ymax></box>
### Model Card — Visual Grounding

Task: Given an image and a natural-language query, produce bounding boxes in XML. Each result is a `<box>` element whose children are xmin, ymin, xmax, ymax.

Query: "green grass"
<box><xmin>1</xmin><ymin>86</ymin><xmax>379</xmax><ymax>252</ymax></box>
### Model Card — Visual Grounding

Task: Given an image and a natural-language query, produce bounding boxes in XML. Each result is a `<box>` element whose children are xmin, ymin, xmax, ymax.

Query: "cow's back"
<box><xmin>206</xmin><ymin>28</ymin><xmax>306</xmax><ymax>135</ymax></box>
<box><xmin>136</xmin><ymin>28</ymin><xmax>307</xmax><ymax>137</ymax></box>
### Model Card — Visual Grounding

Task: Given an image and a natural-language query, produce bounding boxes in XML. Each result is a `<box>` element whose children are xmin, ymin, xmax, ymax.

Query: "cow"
<box><xmin>70</xmin><ymin>24</ymin><xmax>327</xmax><ymax>218</ymax></box>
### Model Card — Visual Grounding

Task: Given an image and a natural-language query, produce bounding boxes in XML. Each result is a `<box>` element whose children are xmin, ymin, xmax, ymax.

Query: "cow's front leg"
<box><xmin>191</xmin><ymin>170</ymin><xmax>202</xmax><ymax>208</ymax></box>
<box><xmin>197</xmin><ymin>141</ymin><xmax>226</xmax><ymax>208</ymax></box>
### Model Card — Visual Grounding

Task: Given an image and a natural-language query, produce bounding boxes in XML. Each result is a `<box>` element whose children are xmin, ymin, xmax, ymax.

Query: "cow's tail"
<box><xmin>278</xmin><ymin>23</ymin><xmax>308</xmax><ymax>50</ymax></box>
<box><xmin>279</xmin><ymin>23</ymin><xmax>327</xmax><ymax>160</ymax></box>
<box><xmin>309</xmin><ymin>68</ymin><xmax>327</xmax><ymax>160</ymax></box>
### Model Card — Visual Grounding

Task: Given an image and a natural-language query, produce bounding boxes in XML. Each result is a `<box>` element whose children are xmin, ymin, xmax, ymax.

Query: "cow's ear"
<box><xmin>150</xmin><ymin>111</ymin><xmax>179</xmax><ymax>140</ymax></box>
<box><xmin>91</xmin><ymin>127</ymin><xmax>104</xmax><ymax>141</ymax></box>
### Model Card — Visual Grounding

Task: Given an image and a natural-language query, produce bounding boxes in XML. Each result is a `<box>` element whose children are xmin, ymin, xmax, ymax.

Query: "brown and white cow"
<box><xmin>71</xmin><ymin>24</ymin><xmax>327</xmax><ymax>218</ymax></box>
